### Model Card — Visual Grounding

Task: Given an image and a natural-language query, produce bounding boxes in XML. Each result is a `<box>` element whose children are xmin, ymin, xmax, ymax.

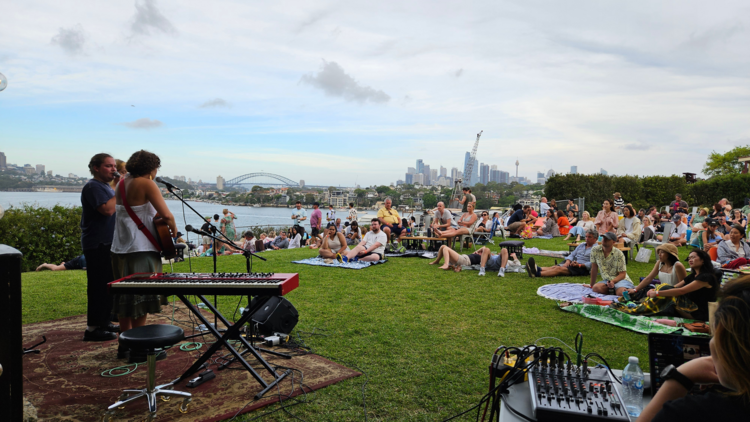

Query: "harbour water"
<box><xmin>0</xmin><ymin>192</ymin><xmax>321</xmax><ymax>232</ymax></box>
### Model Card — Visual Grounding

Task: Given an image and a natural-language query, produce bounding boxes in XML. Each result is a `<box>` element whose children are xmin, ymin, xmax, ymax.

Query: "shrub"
<box><xmin>0</xmin><ymin>204</ymin><xmax>83</xmax><ymax>272</ymax></box>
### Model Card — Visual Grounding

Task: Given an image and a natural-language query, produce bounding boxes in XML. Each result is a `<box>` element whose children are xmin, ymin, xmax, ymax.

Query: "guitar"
<box><xmin>153</xmin><ymin>215</ymin><xmax>177</xmax><ymax>260</ymax></box>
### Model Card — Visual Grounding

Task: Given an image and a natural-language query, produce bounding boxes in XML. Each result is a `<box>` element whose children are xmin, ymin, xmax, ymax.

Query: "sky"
<box><xmin>1</xmin><ymin>0</ymin><xmax>749</xmax><ymax>187</ymax></box>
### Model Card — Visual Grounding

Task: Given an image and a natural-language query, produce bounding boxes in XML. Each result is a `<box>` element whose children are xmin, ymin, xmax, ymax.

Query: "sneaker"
<box><xmin>83</xmin><ymin>328</ymin><xmax>117</xmax><ymax>342</ymax></box>
<box><xmin>498</xmin><ymin>267</ymin><xmax>506</xmax><ymax>277</ymax></box>
<box><xmin>352</xmin><ymin>256</ymin><xmax>359</xmax><ymax>262</ymax></box>
<box><xmin>336</xmin><ymin>253</ymin><xmax>343</xmax><ymax>263</ymax></box>
<box><xmin>525</xmin><ymin>258</ymin><xmax>537</xmax><ymax>278</ymax></box>
<box><xmin>478</xmin><ymin>267</ymin><xmax>486</xmax><ymax>276</ymax></box>
<box><xmin>104</xmin><ymin>323</ymin><xmax>120</xmax><ymax>333</ymax></box>
<box><xmin>342</xmin><ymin>256</ymin><xmax>349</xmax><ymax>263</ymax></box>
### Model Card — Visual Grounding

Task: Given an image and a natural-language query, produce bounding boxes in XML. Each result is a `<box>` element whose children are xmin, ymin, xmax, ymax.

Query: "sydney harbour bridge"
<box><xmin>224</xmin><ymin>172</ymin><xmax>332</xmax><ymax>189</ymax></box>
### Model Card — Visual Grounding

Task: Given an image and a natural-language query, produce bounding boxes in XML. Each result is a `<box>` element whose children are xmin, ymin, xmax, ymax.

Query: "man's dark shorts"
<box><xmin>64</xmin><ymin>254</ymin><xmax>87</xmax><ymax>270</ymax></box>
<box><xmin>564</xmin><ymin>264</ymin><xmax>590</xmax><ymax>276</ymax></box>
<box><xmin>386</xmin><ymin>225</ymin><xmax>405</xmax><ymax>236</ymax></box>
<box><xmin>361</xmin><ymin>251</ymin><xmax>383</xmax><ymax>260</ymax></box>
<box><xmin>311</xmin><ymin>227</ymin><xmax>320</xmax><ymax>237</ymax></box>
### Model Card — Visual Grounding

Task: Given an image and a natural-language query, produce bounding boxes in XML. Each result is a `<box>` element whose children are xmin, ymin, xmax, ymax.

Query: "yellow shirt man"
<box><xmin>377</xmin><ymin>206</ymin><xmax>401</xmax><ymax>226</ymax></box>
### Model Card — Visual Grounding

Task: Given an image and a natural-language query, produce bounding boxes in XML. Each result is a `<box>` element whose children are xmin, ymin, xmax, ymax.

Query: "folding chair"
<box><xmin>473</xmin><ymin>220</ymin><xmax>493</xmax><ymax>246</ymax></box>
<box><xmin>638</xmin><ymin>222</ymin><xmax>674</xmax><ymax>262</ymax></box>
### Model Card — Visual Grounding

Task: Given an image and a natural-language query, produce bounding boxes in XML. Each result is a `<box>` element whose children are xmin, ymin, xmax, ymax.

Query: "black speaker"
<box><xmin>246</xmin><ymin>296</ymin><xmax>298</xmax><ymax>336</ymax></box>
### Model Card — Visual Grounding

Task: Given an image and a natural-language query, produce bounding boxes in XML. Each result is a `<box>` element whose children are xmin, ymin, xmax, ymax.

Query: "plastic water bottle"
<box><xmin>622</xmin><ymin>356</ymin><xmax>644</xmax><ymax>417</ymax></box>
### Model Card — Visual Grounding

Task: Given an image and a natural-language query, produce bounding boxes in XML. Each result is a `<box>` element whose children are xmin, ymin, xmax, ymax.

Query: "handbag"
<box><xmin>635</xmin><ymin>247</ymin><xmax>652</xmax><ymax>263</ymax></box>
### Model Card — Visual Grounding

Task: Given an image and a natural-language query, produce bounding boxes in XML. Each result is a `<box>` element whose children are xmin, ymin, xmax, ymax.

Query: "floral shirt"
<box><xmin>590</xmin><ymin>245</ymin><xmax>632</xmax><ymax>283</ymax></box>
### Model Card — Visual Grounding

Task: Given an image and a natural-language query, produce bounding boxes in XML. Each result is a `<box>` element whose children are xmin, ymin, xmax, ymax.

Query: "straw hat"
<box><xmin>656</xmin><ymin>244</ymin><xmax>680</xmax><ymax>261</ymax></box>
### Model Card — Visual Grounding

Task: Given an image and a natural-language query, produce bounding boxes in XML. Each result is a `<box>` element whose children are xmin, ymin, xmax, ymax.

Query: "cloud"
<box><xmin>300</xmin><ymin>61</ymin><xmax>390</xmax><ymax>104</ymax></box>
<box><xmin>199</xmin><ymin>98</ymin><xmax>230</xmax><ymax>108</ymax></box>
<box><xmin>623</xmin><ymin>142</ymin><xmax>651</xmax><ymax>151</ymax></box>
<box><xmin>679</xmin><ymin>21</ymin><xmax>744</xmax><ymax>52</ymax></box>
<box><xmin>454</xmin><ymin>68</ymin><xmax>464</xmax><ymax>78</ymax></box>
<box><xmin>131</xmin><ymin>0</ymin><xmax>176</xmax><ymax>36</ymax></box>
<box><xmin>51</xmin><ymin>24</ymin><xmax>87</xmax><ymax>55</ymax></box>
<box><xmin>295</xmin><ymin>10</ymin><xmax>329</xmax><ymax>34</ymax></box>
<box><xmin>123</xmin><ymin>118</ymin><xmax>163</xmax><ymax>129</ymax></box>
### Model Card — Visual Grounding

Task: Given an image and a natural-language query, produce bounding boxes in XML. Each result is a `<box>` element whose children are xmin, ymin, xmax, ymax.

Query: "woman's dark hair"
<box><xmin>351</xmin><ymin>221</ymin><xmax>358</xmax><ymax>227</ymax></box>
<box><xmin>714</xmin><ymin>203</ymin><xmax>723</xmax><ymax>214</ymax></box>
<box><xmin>327</xmin><ymin>222</ymin><xmax>337</xmax><ymax>232</ymax></box>
<box><xmin>410</xmin><ymin>216</ymin><xmax>416</xmax><ymax>222</ymax></box>
<box><xmin>125</xmin><ymin>150</ymin><xmax>161</xmax><ymax>177</ymax></box>
<box><xmin>88</xmin><ymin>153</ymin><xmax>112</xmax><ymax>176</ymax></box>
<box><xmin>713</xmin><ymin>275</ymin><xmax>750</xmax><ymax>400</ymax></box>
<box><xmin>602</xmin><ymin>199</ymin><xmax>613</xmax><ymax>210</ymax></box>
<box><xmin>663</xmin><ymin>252</ymin><xmax>678</xmax><ymax>266</ymax></box>
<box><xmin>731</xmin><ymin>225</ymin><xmax>746</xmax><ymax>238</ymax></box>
<box><xmin>688</xmin><ymin>249</ymin><xmax>716</xmax><ymax>276</ymax></box>
<box><xmin>556</xmin><ymin>210</ymin><xmax>565</xmax><ymax>219</ymax></box>
<box><xmin>623</xmin><ymin>205</ymin><xmax>635</xmax><ymax>218</ymax></box>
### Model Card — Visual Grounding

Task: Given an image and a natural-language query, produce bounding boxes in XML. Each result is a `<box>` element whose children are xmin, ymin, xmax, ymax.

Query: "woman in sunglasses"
<box><xmin>474</xmin><ymin>211</ymin><xmax>492</xmax><ymax>233</ymax></box>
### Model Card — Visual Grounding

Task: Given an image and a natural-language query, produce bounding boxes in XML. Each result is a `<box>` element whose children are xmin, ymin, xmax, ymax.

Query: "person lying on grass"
<box><xmin>36</xmin><ymin>254</ymin><xmax>87</xmax><ymax>271</ymax></box>
<box><xmin>428</xmin><ymin>245</ymin><xmax>510</xmax><ymax>277</ymax></box>
<box><xmin>588</xmin><ymin>232</ymin><xmax>634</xmax><ymax>296</ymax></box>
<box><xmin>525</xmin><ymin>229</ymin><xmax>597</xmax><ymax>278</ymax></box>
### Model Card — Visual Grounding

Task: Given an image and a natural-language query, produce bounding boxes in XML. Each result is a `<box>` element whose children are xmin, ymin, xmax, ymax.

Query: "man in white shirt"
<box><xmin>342</xmin><ymin>219</ymin><xmax>387</xmax><ymax>262</ymax></box>
<box><xmin>660</xmin><ymin>214</ymin><xmax>687</xmax><ymax>246</ymax></box>
<box><xmin>347</xmin><ymin>202</ymin><xmax>357</xmax><ymax>223</ymax></box>
<box><xmin>539</xmin><ymin>197</ymin><xmax>550</xmax><ymax>217</ymax></box>
<box><xmin>326</xmin><ymin>205</ymin><xmax>336</xmax><ymax>224</ymax></box>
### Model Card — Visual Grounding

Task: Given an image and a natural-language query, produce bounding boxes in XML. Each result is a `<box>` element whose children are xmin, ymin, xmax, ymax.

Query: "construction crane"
<box><xmin>449</xmin><ymin>130</ymin><xmax>483</xmax><ymax>209</ymax></box>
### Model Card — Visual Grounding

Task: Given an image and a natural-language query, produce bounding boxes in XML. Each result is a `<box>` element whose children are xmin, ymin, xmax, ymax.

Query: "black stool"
<box><xmin>105</xmin><ymin>325</ymin><xmax>191</xmax><ymax>421</ymax></box>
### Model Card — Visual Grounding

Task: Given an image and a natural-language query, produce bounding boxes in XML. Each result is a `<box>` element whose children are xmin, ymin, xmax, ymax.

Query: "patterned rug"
<box><xmin>559</xmin><ymin>303</ymin><xmax>708</xmax><ymax>336</ymax></box>
<box><xmin>22</xmin><ymin>310</ymin><xmax>360</xmax><ymax>421</ymax></box>
<box><xmin>292</xmin><ymin>256</ymin><xmax>387</xmax><ymax>269</ymax></box>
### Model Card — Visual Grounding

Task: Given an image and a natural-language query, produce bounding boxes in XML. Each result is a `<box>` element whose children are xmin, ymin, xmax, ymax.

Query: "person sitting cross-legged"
<box><xmin>317</xmin><ymin>223</ymin><xmax>349</xmax><ymax>260</ymax></box>
<box><xmin>526</xmin><ymin>228</ymin><xmax>598</xmax><ymax>278</ymax></box>
<box><xmin>345</xmin><ymin>221</ymin><xmax>363</xmax><ymax>245</ymax></box>
<box><xmin>588</xmin><ymin>232</ymin><xmax>635</xmax><ymax>296</ymax></box>
<box><xmin>342</xmin><ymin>219</ymin><xmax>387</xmax><ymax>262</ymax></box>
<box><xmin>429</xmin><ymin>245</ymin><xmax>509</xmax><ymax>276</ymax></box>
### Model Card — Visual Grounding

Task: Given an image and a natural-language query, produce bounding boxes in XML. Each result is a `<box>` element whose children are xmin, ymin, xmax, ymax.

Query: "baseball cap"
<box><xmin>601</xmin><ymin>232</ymin><xmax>617</xmax><ymax>242</ymax></box>
<box><xmin>705</xmin><ymin>218</ymin><xmax>718</xmax><ymax>226</ymax></box>
<box><xmin>672</xmin><ymin>214</ymin><xmax>682</xmax><ymax>222</ymax></box>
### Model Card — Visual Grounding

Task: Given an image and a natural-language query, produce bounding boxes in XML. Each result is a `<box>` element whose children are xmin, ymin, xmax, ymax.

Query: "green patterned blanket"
<box><xmin>560</xmin><ymin>303</ymin><xmax>709</xmax><ymax>336</ymax></box>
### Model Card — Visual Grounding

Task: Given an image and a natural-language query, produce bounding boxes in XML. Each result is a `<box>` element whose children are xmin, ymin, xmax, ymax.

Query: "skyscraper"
<box><xmin>600</xmin><ymin>168</ymin><xmax>608</xmax><ymax>175</ymax></box>
<box><xmin>413</xmin><ymin>173</ymin><xmax>424</xmax><ymax>185</ymax></box>
<box><xmin>423</xmin><ymin>164</ymin><xmax>431</xmax><ymax>185</ymax></box>
<box><xmin>407</xmin><ymin>167</ymin><xmax>416</xmax><ymax>174</ymax></box>
<box><xmin>430</xmin><ymin>168</ymin><xmax>438</xmax><ymax>183</ymax></box>
<box><xmin>0</xmin><ymin>152</ymin><xmax>6</xmax><ymax>169</ymax></box>
<box><xmin>450</xmin><ymin>167</ymin><xmax>459</xmax><ymax>183</ymax></box>
<box><xmin>440</xmin><ymin>166</ymin><xmax>447</xmax><ymax>178</ymax></box>
<box><xmin>217</xmin><ymin>175</ymin><xmax>225</xmax><ymax>190</ymax></box>
<box><xmin>546</xmin><ymin>169</ymin><xmax>556</xmax><ymax>178</ymax></box>
<box><xmin>472</xmin><ymin>158</ymin><xmax>479</xmax><ymax>186</ymax></box>
<box><xmin>515</xmin><ymin>159</ymin><xmax>519</xmax><ymax>181</ymax></box>
<box><xmin>570</xmin><ymin>166</ymin><xmax>578</xmax><ymax>174</ymax></box>
<box><xmin>405</xmin><ymin>173</ymin><xmax>414</xmax><ymax>184</ymax></box>
<box><xmin>480</xmin><ymin>164</ymin><xmax>490</xmax><ymax>185</ymax></box>
<box><xmin>537</xmin><ymin>171</ymin><xmax>544</xmax><ymax>180</ymax></box>
<box><xmin>490</xmin><ymin>169</ymin><xmax>501</xmax><ymax>183</ymax></box>
<box><xmin>499</xmin><ymin>171</ymin><xmax>509</xmax><ymax>184</ymax></box>
<box><xmin>463</xmin><ymin>152</ymin><xmax>472</xmax><ymax>186</ymax></box>
<box><xmin>416</xmin><ymin>159</ymin><xmax>424</xmax><ymax>175</ymax></box>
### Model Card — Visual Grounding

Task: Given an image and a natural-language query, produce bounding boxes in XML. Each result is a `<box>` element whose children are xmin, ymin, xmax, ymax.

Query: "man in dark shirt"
<box><xmin>80</xmin><ymin>153</ymin><xmax>120</xmax><ymax>341</ymax></box>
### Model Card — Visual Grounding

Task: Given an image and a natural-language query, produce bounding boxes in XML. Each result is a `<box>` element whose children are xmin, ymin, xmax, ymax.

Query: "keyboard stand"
<box><xmin>174</xmin><ymin>294</ymin><xmax>291</xmax><ymax>399</ymax></box>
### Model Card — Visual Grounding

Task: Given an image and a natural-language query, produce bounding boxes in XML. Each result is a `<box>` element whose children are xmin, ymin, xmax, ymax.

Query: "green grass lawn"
<box><xmin>21</xmin><ymin>237</ymin><xmax>679</xmax><ymax>421</ymax></box>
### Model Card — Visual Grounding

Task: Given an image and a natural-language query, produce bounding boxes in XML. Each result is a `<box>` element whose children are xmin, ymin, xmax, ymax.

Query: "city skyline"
<box><xmin>2</xmin><ymin>2</ymin><xmax>748</xmax><ymax>186</ymax></box>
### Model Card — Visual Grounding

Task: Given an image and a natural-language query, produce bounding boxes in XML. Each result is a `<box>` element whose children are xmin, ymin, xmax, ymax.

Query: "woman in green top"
<box><xmin>221</xmin><ymin>208</ymin><xmax>237</xmax><ymax>240</ymax></box>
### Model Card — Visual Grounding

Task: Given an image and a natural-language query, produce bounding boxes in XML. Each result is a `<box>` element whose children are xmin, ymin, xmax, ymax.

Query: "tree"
<box><xmin>375</xmin><ymin>185</ymin><xmax>390</xmax><ymax>194</ymax></box>
<box><xmin>423</xmin><ymin>193</ymin><xmax>437</xmax><ymax>209</ymax></box>
<box><xmin>703</xmin><ymin>145</ymin><xmax>750</xmax><ymax>177</ymax></box>
<box><xmin>251</xmin><ymin>185</ymin><xmax>263</xmax><ymax>193</ymax></box>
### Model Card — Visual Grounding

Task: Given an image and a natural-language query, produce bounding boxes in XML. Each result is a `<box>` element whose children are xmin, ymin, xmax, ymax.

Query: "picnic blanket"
<box><xmin>292</xmin><ymin>257</ymin><xmax>387</xmax><ymax>269</ymax></box>
<box><xmin>523</xmin><ymin>247</ymin><xmax>570</xmax><ymax>259</ymax></box>
<box><xmin>560</xmin><ymin>303</ymin><xmax>709</xmax><ymax>336</ymax></box>
<box><xmin>385</xmin><ymin>249</ymin><xmax>437</xmax><ymax>259</ymax></box>
<box><xmin>537</xmin><ymin>283</ymin><xmax>619</xmax><ymax>303</ymax></box>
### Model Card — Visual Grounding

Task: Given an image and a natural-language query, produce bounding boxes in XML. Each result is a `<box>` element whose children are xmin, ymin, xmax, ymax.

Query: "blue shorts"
<box><xmin>386</xmin><ymin>225</ymin><xmax>405</xmax><ymax>236</ymax></box>
<box><xmin>485</xmin><ymin>254</ymin><xmax>504</xmax><ymax>271</ymax></box>
<box><xmin>596</xmin><ymin>279</ymin><xmax>635</xmax><ymax>290</ymax></box>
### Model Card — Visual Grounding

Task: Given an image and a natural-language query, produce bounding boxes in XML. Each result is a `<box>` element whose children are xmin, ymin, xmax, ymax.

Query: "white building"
<box><xmin>216</xmin><ymin>175</ymin><xmax>225</xmax><ymax>190</ymax></box>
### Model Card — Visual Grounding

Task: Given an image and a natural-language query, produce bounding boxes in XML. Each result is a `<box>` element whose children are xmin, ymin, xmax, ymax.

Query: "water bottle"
<box><xmin>621</xmin><ymin>356</ymin><xmax>644</xmax><ymax>417</ymax></box>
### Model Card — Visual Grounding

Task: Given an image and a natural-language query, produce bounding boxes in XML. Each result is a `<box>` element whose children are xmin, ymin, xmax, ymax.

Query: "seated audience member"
<box><xmin>566</xmin><ymin>199</ymin><xmax>579</xmax><ymax>217</ymax></box>
<box><xmin>724</xmin><ymin>203</ymin><xmax>733</xmax><ymax>218</ymax></box>
<box><xmin>613</xmin><ymin>192</ymin><xmax>625</xmax><ymax>213</ymax></box>
<box><xmin>627</xmin><ymin>244</ymin><xmax>687</xmax><ymax>298</ymax></box>
<box><xmin>637</xmin><ymin>208</ymin><xmax>646</xmax><ymax>222</ymax></box>
<box><xmin>36</xmin><ymin>254</ymin><xmax>87</xmax><ymax>271</ymax></box>
<box><xmin>342</xmin><ymin>219</ymin><xmax>387</xmax><ymax>262</ymax></box>
<box><xmin>716</xmin><ymin>214</ymin><xmax>733</xmax><ymax>239</ymax></box>
<box><xmin>589</xmin><ymin>232</ymin><xmax>634</xmax><ymax>296</ymax></box>
<box><xmin>489</xmin><ymin>212</ymin><xmax>502</xmax><ymax>239</ymax></box>
<box><xmin>316</xmin><ymin>223</ymin><xmax>348</xmax><ymax>260</ymax></box>
<box><xmin>645</xmin><ymin>249</ymin><xmax>719</xmax><ymax>321</ymax></box>
<box><xmin>506</xmin><ymin>205</ymin><xmax>537</xmax><ymax>237</ymax></box>
<box><xmin>616</xmin><ymin>205</ymin><xmax>642</xmax><ymax>245</ymax></box>
<box><xmin>429</xmin><ymin>245</ymin><xmax>510</xmax><ymax>276</ymax></box>
<box><xmin>539</xmin><ymin>197</ymin><xmax>550</xmax><ymax>217</ymax></box>
<box><xmin>241</xmin><ymin>231</ymin><xmax>256</xmax><ymax>252</ymax></box>
<box><xmin>669</xmin><ymin>193</ymin><xmax>689</xmax><ymax>215</ymax></box>
<box><xmin>742</xmin><ymin>199</ymin><xmax>750</xmax><ymax>217</ymax></box>
<box><xmin>434</xmin><ymin>203</ymin><xmax>478</xmax><ymax>243</ymax></box>
<box><xmin>200</xmin><ymin>216</ymin><xmax>213</xmax><ymax>252</ymax></box>
<box><xmin>639</xmin><ymin>276</ymin><xmax>750</xmax><ymax>422</ymax></box>
<box><xmin>526</xmin><ymin>229</ymin><xmax>597</xmax><ymax>277</ymax></box>
<box><xmin>717</xmin><ymin>226</ymin><xmax>750</xmax><ymax>269</ymax></box>
<box><xmin>556</xmin><ymin>210</ymin><xmax>570</xmax><ymax>236</ymax></box>
<box><xmin>409</xmin><ymin>216</ymin><xmax>417</xmax><ymax>231</ymax></box>
<box><xmin>263</xmin><ymin>230</ymin><xmax>276</xmax><ymax>247</ymax></box>
<box><xmin>536</xmin><ymin>214</ymin><xmax>560</xmax><ymax>237</ymax></box>
<box><xmin>658</xmin><ymin>214</ymin><xmax>687</xmax><ymax>246</ymax></box>
<box><xmin>730</xmin><ymin>208</ymin><xmax>747</xmax><ymax>228</ymax></box>
<box><xmin>640</xmin><ymin>216</ymin><xmax>657</xmax><ymax>242</ymax></box>
<box><xmin>506</xmin><ymin>204</ymin><xmax>529</xmax><ymax>226</ymax></box>
<box><xmin>474</xmin><ymin>211</ymin><xmax>492</xmax><ymax>233</ymax></box>
<box><xmin>287</xmin><ymin>226</ymin><xmax>302</xmax><ymax>249</ymax></box>
<box><xmin>307</xmin><ymin>233</ymin><xmax>323</xmax><ymax>249</ymax></box>
<box><xmin>345</xmin><ymin>221</ymin><xmax>363</xmax><ymax>245</ymax></box>
<box><xmin>692</xmin><ymin>208</ymin><xmax>709</xmax><ymax>229</ymax></box>
<box><xmin>595</xmin><ymin>199</ymin><xmax>619</xmax><ymax>235</ymax></box>
<box><xmin>565</xmin><ymin>211</ymin><xmax>595</xmax><ymax>242</ymax></box>
<box><xmin>697</xmin><ymin>218</ymin><xmax>724</xmax><ymax>251</ymax></box>
<box><xmin>270</xmin><ymin>231</ymin><xmax>289</xmax><ymax>250</ymax></box>
<box><xmin>567</xmin><ymin>210</ymin><xmax>578</xmax><ymax>227</ymax></box>
<box><xmin>431</xmin><ymin>201</ymin><xmax>457</xmax><ymax>233</ymax></box>
<box><xmin>377</xmin><ymin>198</ymin><xmax>407</xmax><ymax>247</ymax></box>
<box><xmin>710</xmin><ymin>202</ymin><xmax>724</xmax><ymax>219</ymax></box>
<box><xmin>334</xmin><ymin>217</ymin><xmax>344</xmax><ymax>232</ymax></box>
<box><xmin>549</xmin><ymin>199</ymin><xmax>558</xmax><ymax>214</ymax></box>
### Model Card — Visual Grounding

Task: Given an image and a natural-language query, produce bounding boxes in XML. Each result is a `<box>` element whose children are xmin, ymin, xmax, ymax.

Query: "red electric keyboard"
<box><xmin>108</xmin><ymin>272</ymin><xmax>298</xmax><ymax>296</ymax></box>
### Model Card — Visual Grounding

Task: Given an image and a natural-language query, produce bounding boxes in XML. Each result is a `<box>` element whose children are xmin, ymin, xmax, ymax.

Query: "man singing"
<box><xmin>80</xmin><ymin>153</ymin><xmax>120</xmax><ymax>341</ymax></box>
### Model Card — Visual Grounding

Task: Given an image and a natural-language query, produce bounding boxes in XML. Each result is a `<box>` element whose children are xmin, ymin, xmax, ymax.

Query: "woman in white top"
<box><xmin>626</xmin><ymin>244</ymin><xmax>687</xmax><ymax>297</ymax></box>
<box><xmin>111</xmin><ymin>150</ymin><xmax>176</xmax><ymax>337</ymax></box>
<box><xmin>564</xmin><ymin>211</ymin><xmax>595</xmax><ymax>242</ymax></box>
<box><xmin>319</xmin><ymin>223</ymin><xmax>349</xmax><ymax>259</ymax></box>
<box><xmin>616</xmin><ymin>205</ymin><xmax>642</xmax><ymax>245</ymax></box>
<box><xmin>287</xmin><ymin>226</ymin><xmax>302</xmax><ymax>249</ymax></box>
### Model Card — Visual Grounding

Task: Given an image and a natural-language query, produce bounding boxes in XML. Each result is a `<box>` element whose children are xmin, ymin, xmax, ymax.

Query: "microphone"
<box><xmin>154</xmin><ymin>176</ymin><xmax>181</xmax><ymax>190</ymax></box>
<box><xmin>185</xmin><ymin>225</ymin><xmax>210</xmax><ymax>237</ymax></box>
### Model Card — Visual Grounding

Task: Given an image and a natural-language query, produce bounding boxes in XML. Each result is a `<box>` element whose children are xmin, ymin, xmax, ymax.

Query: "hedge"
<box><xmin>0</xmin><ymin>204</ymin><xmax>83</xmax><ymax>272</ymax></box>
<box><xmin>545</xmin><ymin>173</ymin><xmax>750</xmax><ymax>216</ymax></box>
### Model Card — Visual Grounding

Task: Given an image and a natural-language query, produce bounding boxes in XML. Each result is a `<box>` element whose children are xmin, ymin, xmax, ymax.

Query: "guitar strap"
<box><xmin>118</xmin><ymin>178</ymin><xmax>163</xmax><ymax>252</ymax></box>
